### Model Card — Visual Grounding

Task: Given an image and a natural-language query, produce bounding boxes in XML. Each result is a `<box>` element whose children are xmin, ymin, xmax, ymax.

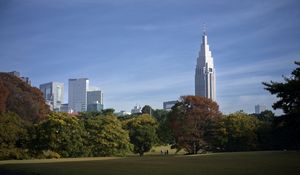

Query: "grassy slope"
<box><xmin>0</xmin><ymin>151</ymin><xmax>300</xmax><ymax>175</ymax></box>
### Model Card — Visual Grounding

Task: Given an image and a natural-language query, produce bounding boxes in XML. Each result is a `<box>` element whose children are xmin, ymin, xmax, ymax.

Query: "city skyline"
<box><xmin>1</xmin><ymin>0</ymin><xmax>300</xmax><ymax>114</ymax></box>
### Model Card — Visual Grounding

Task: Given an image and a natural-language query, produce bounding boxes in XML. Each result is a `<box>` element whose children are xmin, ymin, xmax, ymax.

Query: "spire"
<box><xmin>203</xmin><ymin>23</ymin><xmax>207</xmax><ymax>35</ymax></box>
<box><xmin>202</xmin><ymin>23</ymin><xmax>208</xmax><ymax>46</ymax></box>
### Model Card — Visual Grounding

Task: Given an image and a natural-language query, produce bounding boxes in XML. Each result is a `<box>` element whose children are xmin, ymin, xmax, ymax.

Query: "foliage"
<box><xmin>0</xmin><ymin>73</ymin><xmax>50</xmax><ymax>122</ymax></box>
<box><xmin>124</xmin><ymin>114</ymin><xmax>158</xmax><ymax>156</ymax></box>
<box><xmin>0</xmin><ymin>80</ymin><xmax>9</xmax><ymax>113</ymax></box>
<box><xmin>102</xmin><ymin>108</ymin><xmax>115</xmax><ymax>115</ymax></box>
<box><xmin>78</xmin><ymin>111</ymin><xmax>103</xmax><ymax>119</ymax></box>
<box><xmin>263</xmin><ymin>61</ymin><xmax>300</xmax><ymax>149</ymax></box>
<box><xmin>168</xmin><ymin>96</ymin><xmax>222</xmax><ymax>154</ymax></box>
<box><xmin>141</xmin><ymin>105</ymin><xmax>153</xmax><ymax>115</ymax></box>
<box><xmin>0</xmin><ymin>112</ymin><xmax>30</xmax><ymax>160</ymax></box>
<box><xmin>263</xmin><ymin>61</ymin><xmax>300</xmax><ymax>116</ymax></box>
<box><xmin>217</xmin><ymin>112</ymin><xmax>261</xmax><ymax>151</ymax></box>
<box><xmin>83</xmin><ymin>115</ymin><xmax>132</xmax><ymax>156</ymax></box>
<box><xmin>152</xmin><ymin>109</ymin><xmax>173</xmax><ymax>144</ymax></box>
<box><xmin>32</xmin><ymin>112</ymin><xmax>86</xmax><ymax>157</ymax></box>
<box><xmin>250</xmin><ymin>110</ymin><xmax>274</xmax><ymax>150</ymax></box>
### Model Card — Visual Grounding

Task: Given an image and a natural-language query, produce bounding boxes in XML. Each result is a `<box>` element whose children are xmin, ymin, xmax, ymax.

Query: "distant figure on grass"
<box><xmin>161</xmin><ymin>149</ymin><xmax>164</xmax><ymax>155</ymax></box>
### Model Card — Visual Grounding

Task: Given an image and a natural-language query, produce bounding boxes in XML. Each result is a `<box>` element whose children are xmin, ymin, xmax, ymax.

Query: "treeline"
<box><xmin>0</xmin><ymin>111</ymin><xmax>158</xmax><ymax>159</ymax></box>
<box><xmin>0</xmin><ymin>61</ymin><xmax>299</xmax><ymax>159</ymax></box>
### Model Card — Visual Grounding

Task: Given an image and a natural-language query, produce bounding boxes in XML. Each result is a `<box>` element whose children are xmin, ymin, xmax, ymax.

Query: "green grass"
<box><xmin>1</xmin><ymin>151</ymin><xmax>300</xmax><ymax>175</ymax></box>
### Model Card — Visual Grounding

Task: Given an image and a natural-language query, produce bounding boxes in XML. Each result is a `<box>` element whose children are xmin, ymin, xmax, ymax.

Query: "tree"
<box><xmin>263</xmin><ymin>61</ymin><xmax>300</xmax><ymax>149</ymax></box>
<box><xmin>32</xmin><ymin>112</ymin><xmax>86</xmax><ymax>158</ymax></box>
<box><xmin>218</xmin><ymin>112</ymin><xmax>261</xmax><ymax>151</ymax></box>
<box><xmin>152</xmin><ymin>109</ymin><xmax>173</xmax><ymax>145</ymax></box>
<box><xmin>251</xmin><ymin>110</ymin><xmax>275</xmax><ymax>150</ymax></box>
<box><xmin>0</xmin><ymin>73</ymin><xmax>50</xmax><ymax>122</ymax></box>
<box><xmin>102</xmin><ymin>108</ymin><xmax>115</xmax><ymax>115</ymax></box>
<box><xmin>0</xmin><ymin>80</ymin><xmax>9</xmax><ymax>113</ymax></box>
<box><xmin>263</xmin><ymin>61</ymin><xmax>300</xmax><ymax>116</ymax></box>
<box><xmin>168</xmin><ymin>96</ymin><xmax>222</xmax><ymax>154</ymax></box>
<box><xmin>141</xmin><ymin>105</ymin><xmax>153</xmax><ymax>115</ymax></box>
<box><xmin>124</xmin><ymin>114</ymin><xmax>158</xmax><ymax>156</ymax></box>
<box><xmin>83</xmin><ymin>115</ymin><xmax>132</xmax><ymax>156</ymax></box>
<box><xmin>0</xmin><ymin>112</ymin><xmax>30</xmax><ymax>160</ymax></box>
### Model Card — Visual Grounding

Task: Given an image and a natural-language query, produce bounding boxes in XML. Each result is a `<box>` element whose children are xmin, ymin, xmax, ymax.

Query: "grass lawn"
<box><xmin>0</xmin><ymin>151</ymin><xmax>300</xmax><ymax>175</ymax></box>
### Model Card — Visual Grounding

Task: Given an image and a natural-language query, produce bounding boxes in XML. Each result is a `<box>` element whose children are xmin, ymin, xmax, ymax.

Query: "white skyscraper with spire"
<box><xmin>195</xmin><ymin>31</ymin><xmax>216</xmax><ymax>101</ymax></box>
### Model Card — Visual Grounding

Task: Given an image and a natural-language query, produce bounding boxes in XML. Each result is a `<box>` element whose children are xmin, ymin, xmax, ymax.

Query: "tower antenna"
<box><xmin>203</xmin><ymin>23</ymin><xmax>207</xmax><ymax>35</ymax></box>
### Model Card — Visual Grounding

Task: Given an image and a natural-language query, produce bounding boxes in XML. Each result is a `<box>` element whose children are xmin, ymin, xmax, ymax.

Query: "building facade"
<box><xmin>39</xmin><ymin>82</ymin><xmax>64</xmax><ymax>111</ymax></box>
<box><xmin>195</xmin><ymin>32</ymin><xmax>216</xmax><ymax>101</ymax></box>
<box><xmin>87</xmin><ymin>90</ymin><xmax>103</xmax><ymax>106</ymax></box>
<box><xmin>68</xmin><ymin>78</ymin><xmax>89</xmax><ymax>112</ymax></box>
<box><xmin>86</xmin><ymin>87</ymin><xmax>104</xmax><ymax>112</ymax></box>
<box><xmin>163</xmin><ymin>100</ymin><xmax>177</xmax><ymax>111</ymax></box>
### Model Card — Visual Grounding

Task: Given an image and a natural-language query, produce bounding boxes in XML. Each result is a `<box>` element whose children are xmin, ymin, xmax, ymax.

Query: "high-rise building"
<box><xmin>86</xmin><ymin>86</ymin><xmax>104</xmax><ymax>112</ymax></box>
<box><xmin>87</xmin><ymin>102</ymin><xmax>103</xmax><ymax>112</ymax></box>
<box><xmin>163</xmin><ymin>100</ymin><xmax>177</xmax><ymax>111</ymax></box>
<box><xmin>39</xmin><ymin>82</ymin><xmax>64</xmax><ymax>111</ymax></box>
<box><xmin>87</xmin><ymin>90</ymin><xmax>103</xmax><ymax>106</ymax></box>
<box><xmin>68</xmin><ymin>78</ymin><xmax>89</xmax><ymax>112</ymax></box>
<box><xmin>255</xmin><ymin>104</ymin><xmax>267</xmax><ymax>114</ymax></box>
<box><xmin>195</xmin><ymin>31</ymin><xmax>216</xmax><ymax>101</ymax></box>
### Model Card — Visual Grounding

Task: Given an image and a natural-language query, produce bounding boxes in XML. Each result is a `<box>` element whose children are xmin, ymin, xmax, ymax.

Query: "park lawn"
<box><xmin>0</xmin><ymin>151</ymin><xmax>300</xmax><ymax>175</ymax></box>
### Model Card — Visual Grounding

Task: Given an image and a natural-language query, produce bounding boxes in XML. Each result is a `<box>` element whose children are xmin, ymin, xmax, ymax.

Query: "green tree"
<box><xmin>168</xmin><ymin>96</ymin><xmax>222</xmax><ymax>154</ymax></box>
<box><xmin>263</xmin><ymin>61</ymin><xmax>300</xmax><ymax>149</ymax></box>
<box><xmin>250</xmin><ymin>110</ymin><xmax>274</xmax><ymax>150</ymax></box>
<box><xmin>32</xmin><ymin>112</ymin><xmax>86</xmax><ymax>158</ymax></box>
<box><xmin>141</xmin><ymin>105</ymin><xmax>153</xmax><ymax>115</ymax></box>
<box><xmin>263</xmin><ymin>61</ymin><xmax>300</xmax><ymax>116</ymax></box>
<box><xmin>102</xmin><ymin>108</ymin><xmax>115</xmax><ymax>115</ymax></box>
<box><xmin>124</xmin><ymin>114</ymin><xmax>158</xmax><ymax>156</ymax></box>
<box><xmin>0</xmin><ymin>112</ymin><xmax>30</xmax><ymax>160</ymax></box>
<box><xmin>83</xmin><ymin>115</ymin><xmax>132</xmax><ymax>156</ymax></box>
<box><xmin>152</xmin><ymin>109</ymin><xmax>173</xmax><ymax>145</ymax></box>
<box><xmin>219</xmin><ymin>112</ymin><xmax>261</xmax><ymax>151</ymax></box>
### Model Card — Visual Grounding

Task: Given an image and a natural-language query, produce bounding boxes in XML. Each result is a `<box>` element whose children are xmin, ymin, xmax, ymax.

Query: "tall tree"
<box><xmin>218</xmin><ymin>112</ymin><xmax>261</xmax><ymax>151</ymax></box>
<box><xmin>0</xmin><ymin>73</ymin><xmax>50</xmax><ymax>122</ymax></box>
<box><xmin>32</xmin><ymin>112</ymin><xmax>86</xmax><ymax>158</ymax></box>
<box><xmin>123</xmin><ymin>114</ymin><xmax>158</xmax><ymax>156</ymax></box>
<box><xmin>263</xmin><ymin>61</ymin><xmax>300</xmax><ymax>149</ymax></box>
<box><xmin>263</xmin><ymin>61</ymin><xmax>300</xmax><ymax>116</ymax></box>
<box><xmin>83</xmin><ymin>115</ymin><xmax>132</xmax><ymax>156</ymax></box>
<box><xmin>153</xmin><ymin>109</ymin><xmax>173</xmax><ymax>144</ymax></box>
<box><xmin>168</xmin><ymin>96</ymin><xmax>222</xmax><ymax>154</ymax></box>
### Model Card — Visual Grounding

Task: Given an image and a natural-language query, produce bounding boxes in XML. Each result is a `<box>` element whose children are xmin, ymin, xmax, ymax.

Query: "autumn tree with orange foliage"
<box><xmin>168</xmin><ymin>96</ymin><xmax>222</xmax><ymax>154</ymax></box>
<box><xmin>0</xmin><ymin>73</ymin><xmax>49</xmax><ymax>122</ymax></box>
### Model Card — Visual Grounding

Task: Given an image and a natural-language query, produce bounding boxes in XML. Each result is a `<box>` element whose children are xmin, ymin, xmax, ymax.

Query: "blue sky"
<box><xmin>1</xmin><ymin>0</ymin><xmax>300</xmax><ymax>114</ymax></box>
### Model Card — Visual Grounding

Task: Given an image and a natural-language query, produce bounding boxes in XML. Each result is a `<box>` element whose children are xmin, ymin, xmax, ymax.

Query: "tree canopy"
<box><xmin>123</xmin><ymin>114</ymin><xmax>158</xmax><ymax>156</ymax></box>
<box><xmin>83</xmin><ymin>115</ymin><xmax>132</xmax><ymax>156</ymax></box>
<box><xmin>263</xmin><ymin>61</ymin><xmax>300</xmax><ymax>149</ymax></box>
<box><xmin>0</xmin><ymin>73</ymin><xmax>49</xmax><ymax>122</ymax></box>
<box><xmin>168</xmin><ymin>96</ymin><xmax>222</xmax><ymax>154</ymax></box>
<box><xmin>263</xmin><ymin>61</ymin><xmax>300</xmax><ymax>116</ymax></box>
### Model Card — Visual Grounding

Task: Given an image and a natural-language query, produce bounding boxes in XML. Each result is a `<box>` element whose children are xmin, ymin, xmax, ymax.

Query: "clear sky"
<box><xmin>1</xmin><ymin>0</ymin><xmax>300</xmax><ymax>114</ymax></box>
